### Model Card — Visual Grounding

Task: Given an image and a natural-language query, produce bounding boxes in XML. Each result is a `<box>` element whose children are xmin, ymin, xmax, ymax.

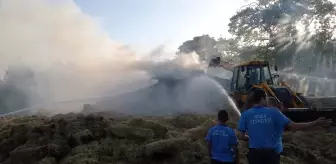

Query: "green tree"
<box><xmin>216</xmin><ymin>38</ymin><xmax>240</xmax><ymax>56</ymax></box>
<box><xmin>216</xmin><ymin>37</ymin><xmax>260</xmax><ymax>62</ymax></box>
<box><xmin>228</xmin><ymin>0</ymin><xmax>336</xmax><ymax>70</ymax></box>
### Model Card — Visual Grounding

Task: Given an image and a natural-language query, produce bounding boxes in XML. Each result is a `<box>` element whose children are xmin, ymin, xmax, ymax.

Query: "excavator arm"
<box><xmin>219</xmin><ymin>63</ymin><xmax>234</xmax><ymax>72</ymax></box>
<box><xmin>208</xmin><ymin>57</ymin><xmax>234</xmax><ymax>71</ymax></box>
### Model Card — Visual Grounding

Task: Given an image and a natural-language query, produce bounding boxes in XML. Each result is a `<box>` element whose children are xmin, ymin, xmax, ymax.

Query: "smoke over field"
<box><xmin>0</xmin><ymin>0</ymin><xmax>238</xmax><ymax>116</ymax></box>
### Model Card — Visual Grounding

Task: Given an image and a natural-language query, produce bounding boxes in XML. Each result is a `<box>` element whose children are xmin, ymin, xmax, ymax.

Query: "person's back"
<box><xmin>207</xmin><ymin>125</ymin><xmax>237</xmax><ymax>162</ymax></box>
<box><xmin>238</xmin><ymin>89</ymin><xmax>332</xmax><ymax>164</ymax></box>
<box><xmin>206</xmin><ymin>110</ymin><xmax>239</xmax><ymax>164</ymax></box>
<box><xmin>239</xmin><ymin>106</ymin><xmax>280</xmax><ymax>148</ymax></box>
<box><xmin>266</xmin><ymin>98</ymin><xmax>287</xmax><ymax>154</ymax></box>
<box><xmin>237</xmin><ymin>89</ymin><xmax>288</xmax><ymax>164</ymax></box>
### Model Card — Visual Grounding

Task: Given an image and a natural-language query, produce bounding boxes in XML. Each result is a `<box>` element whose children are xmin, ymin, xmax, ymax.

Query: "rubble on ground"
<box><xmin>0</xmin><ymin>112</ymin><xmax>335</xmax><ymax>164</ymax></box>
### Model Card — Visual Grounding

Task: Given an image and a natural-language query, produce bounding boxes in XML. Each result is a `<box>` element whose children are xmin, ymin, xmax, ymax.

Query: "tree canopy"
<box><xmin>177</xmin><ymin>0</ymin><xmax>336</xmax><ymax>75</ymax></box>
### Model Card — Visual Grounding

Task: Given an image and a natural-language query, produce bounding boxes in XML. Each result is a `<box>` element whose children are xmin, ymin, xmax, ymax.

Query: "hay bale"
<box><xmin>74</xmin><ymin>129</ymin><xmax>94</xmax><ymax>144</ymax></box>
<box><xmin>60</xmin><ymin>153</ymin><xmax>99</xmax><ymax>164</ymax></box>
<box><xmin>142</xmin><ymin>138</ymin><xmax>190</xmax><ymax>157</ymax></box>
<box><xmin>180</xmin><ymin>140</ymin><xmax>208</xmax><ymax>164</ymax></box>
<box><xmin>167</xmin><ymin>131</ymin><xmax>181</xmax><ymax>138</ymax></box>
<box><xmin>168</xmin><ymin>115</ymin><xmax>212</xmax><ymax>129</ymax></box>
<box><xmin>60</xmin><ymin>141</ymin><xmax>101</xmax><ymax>164</ymax></box>
<box><xmin>280</xmin><ymin>156</ymin><xmax>303</xmax><ymax>164</ymax></box>
<box><xmin>98</xmin><ymin>138</ymin><xmax>143</xmax><ymax>161</ymax></box>
<box><xmin>0</xmin><ymin>124</ymin><xmax>31</xmax><ymax>162</ymax></box>
<box><xmin>0</xmin><ymin>113</ymin><xmax>334</xmax><ymax>164</ymax></box>
<box><xmin>127</xmin><ymin>118</ymin><xmax>168</xmax><ymax>138</ymax></box>
<box><xmin>10</xmin><ymin>144</ymin><xmax>48</xmax><ymax>164</ymax></box>
<box><xmin>70</xmin><ymin>141</ymin><xmax>100</xmax><ymax>156</ymax></box>
<box><xmin>181</xmin><ymin>119</ymin><xmax>214</xmax><ymax>140</ymax></box>
<box><xmin>107</xmin><ymin>125</ymin><xmax>154</xmax><ymax>141</ymax></box>
<box><xmin>38</xmin><ymin>157</ymin><xmax>57</xmax><ymax>164</ymax></box>
<box><xmin>47</xmin><ymin>143</ymin><xmax>71</xmax><ymax>160</ymax></box>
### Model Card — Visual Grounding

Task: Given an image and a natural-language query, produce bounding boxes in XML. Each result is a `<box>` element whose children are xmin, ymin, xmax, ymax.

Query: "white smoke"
<box><xmin>0</xmin><ymin>0</ymin><xmax>145</xmax><ymax>106</ymax></box>
<box><xmin>0</xmin><ymin>0</ymin><xmax>238</xmax><ymax>116</ymax></box>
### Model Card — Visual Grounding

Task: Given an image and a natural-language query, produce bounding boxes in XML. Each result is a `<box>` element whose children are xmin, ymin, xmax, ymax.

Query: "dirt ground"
<box><xmin>0</xmin><ymin>111</ymin><xmax>335</xmax><ymax>164</ymax></box>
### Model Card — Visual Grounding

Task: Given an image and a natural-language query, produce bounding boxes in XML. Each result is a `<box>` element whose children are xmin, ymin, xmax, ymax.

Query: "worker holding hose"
<box><xmin>237</xmin><ymin>89</ymin><xmax>332</xmax><ymax>164</ymax></box>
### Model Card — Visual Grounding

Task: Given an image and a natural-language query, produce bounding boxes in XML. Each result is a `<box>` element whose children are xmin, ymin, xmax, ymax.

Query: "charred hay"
<box><xmin>0</xmin><ymin>113</ymin><xmax>334</xmax><ymax>164</ymax></box>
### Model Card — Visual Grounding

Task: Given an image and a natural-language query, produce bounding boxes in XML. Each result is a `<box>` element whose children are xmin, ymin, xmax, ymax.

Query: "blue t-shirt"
<box><xmin>237</xmin><ymin>106</ymin><xmax>290</xmax><ymax>149</ymax></box>
<box><xmin>268</xmin><ymin>107</ymin><xmax>291</xmax><ymax>153</ymax></box>
<box><xmin>205</xmin><ymin>124</ymin><xmax>238</xmax><ymax>162</ymax></box>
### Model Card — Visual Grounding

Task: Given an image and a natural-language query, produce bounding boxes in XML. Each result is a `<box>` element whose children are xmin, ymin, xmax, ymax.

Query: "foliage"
<box><xmin>178</xmin><ymin>0</ymin><xmax>336</xmax><ymax>73</ymax></box>
<box><xmin>231</xmin><ymin>0</ymin><xmax>336</xmax><ymax>69</ymax></box>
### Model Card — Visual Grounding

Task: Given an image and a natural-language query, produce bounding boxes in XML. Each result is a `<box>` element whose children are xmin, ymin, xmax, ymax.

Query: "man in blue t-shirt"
<box><xmin>205</xmin><ymin>110</ymin><xmax>239</xmax><ymax>164</ymax></box>
<box><xmin>266</xmin><ymin>97</ymin><xmax>288</xmax><ymax>155</ymax></box>
<box><xmin>237</xmin><ymin>89</ymin><xmax>332</xmax><ymax>164</ymax></box>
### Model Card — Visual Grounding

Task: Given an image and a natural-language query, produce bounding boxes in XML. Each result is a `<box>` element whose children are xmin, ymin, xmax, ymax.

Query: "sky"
<box><xmin>74</xmin><ymin>0</ymin><xmax>252</xmax><ymax>53</ymax></box>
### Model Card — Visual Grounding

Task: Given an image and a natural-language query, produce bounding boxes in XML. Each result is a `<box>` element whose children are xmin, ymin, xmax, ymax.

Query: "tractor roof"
<box><xmin>234</xmin><ymin>60</ymin><xmax>269</xmax><ymax>67</ymax></box>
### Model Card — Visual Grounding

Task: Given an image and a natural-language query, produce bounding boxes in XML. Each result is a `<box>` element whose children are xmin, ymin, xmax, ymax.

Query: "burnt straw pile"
<box><xmin>0</xmin><ymin>112</ymin><xmax>335</xmax><ymax>164</ymax></box>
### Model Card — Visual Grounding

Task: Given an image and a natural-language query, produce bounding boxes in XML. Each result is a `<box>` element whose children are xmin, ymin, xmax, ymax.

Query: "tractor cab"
<box><xmin>230</xmin><ymin>61</ymin><xmax>275</xmax><ymax>92</ymax></box>
<box><xmin>208</xmin><ymin>57</ymin><xmax>336</xmax><ymax>125</ymax></box>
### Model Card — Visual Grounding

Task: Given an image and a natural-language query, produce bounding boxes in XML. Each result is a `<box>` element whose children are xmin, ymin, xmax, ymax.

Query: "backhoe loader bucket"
<box><xmin>283</xmin><ymin>108</ymin><xmax>336</xmax><ymax>125</ymax></box>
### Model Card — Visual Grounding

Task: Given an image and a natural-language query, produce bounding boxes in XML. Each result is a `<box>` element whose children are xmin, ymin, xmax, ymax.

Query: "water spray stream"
<box><xmin>203</xmin><ymin>75</ymin><xmax>241</xmax><ymax>117</ymax></box>
<box><xmin>278</xmin><ymin>71</ymin><xmax>336</xmax><ymax>96</ymax></box>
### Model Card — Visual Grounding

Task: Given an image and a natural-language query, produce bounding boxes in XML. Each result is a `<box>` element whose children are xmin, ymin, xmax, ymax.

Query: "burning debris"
<box><xmin>0</xmin><ymin>113</ymin><xmax>334</xmax><ymax>164</ymax></box>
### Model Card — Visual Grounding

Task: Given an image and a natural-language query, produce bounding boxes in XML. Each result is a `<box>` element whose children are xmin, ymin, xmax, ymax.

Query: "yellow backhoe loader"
<box><xmin>209</xmin><ymin>57</ymin><xmax>336</xmax><ymax>124</ymax></box>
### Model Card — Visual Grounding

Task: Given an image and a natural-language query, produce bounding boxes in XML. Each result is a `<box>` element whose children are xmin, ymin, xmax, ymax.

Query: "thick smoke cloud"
<box><xmin>0</xmin><ymin>0</ymin><xmax>147</xmax><ymax>113</ymax></box>
<box><xmin>0</xmin><ymin>0</ymin><xmax>239</xmax><ymax>116</ymax></box>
